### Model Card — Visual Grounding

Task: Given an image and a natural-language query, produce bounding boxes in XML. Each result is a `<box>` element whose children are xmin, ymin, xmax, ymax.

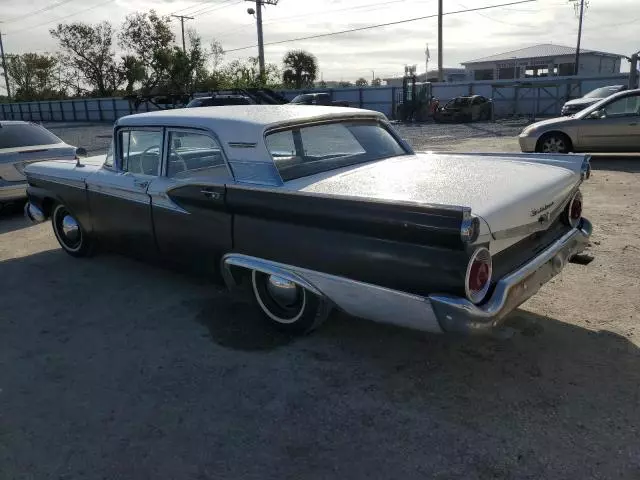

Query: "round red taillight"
<box><xmin>566</xmin><ymin>190</ymin><xmax>583</xmax><ymax>228</ymax></box>
<box><xmin>465</xmin><ymin>248</ymin><xmax>492</xmax><ymax>304</ymax></box>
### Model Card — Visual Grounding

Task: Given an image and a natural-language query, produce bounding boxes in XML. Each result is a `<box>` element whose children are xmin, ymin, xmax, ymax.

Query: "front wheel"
<box><xmin>536</xmin><ymin>133</ymin><xmax>571</xmax><ymax>153</ymax></box>
<box><xmin>251</xmin><ymin>270</ymin><xmax>331</xmax><ymax>334</ymax></box>
<box><xmin>51</xmin><ymin>204</ymin><xmax>94</xmax><ymax>257</ymax></box>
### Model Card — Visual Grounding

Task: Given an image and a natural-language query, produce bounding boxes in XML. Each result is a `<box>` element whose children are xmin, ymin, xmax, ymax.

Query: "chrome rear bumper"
<box><xmin>222</xmin><ymin>218</ymin><xmax>592</xmax><ymax>335</ymax></box>
<box><xmin>430</xmin><ymin>218</ymin><xmax>592</xmax><ymax>334</ymax></box>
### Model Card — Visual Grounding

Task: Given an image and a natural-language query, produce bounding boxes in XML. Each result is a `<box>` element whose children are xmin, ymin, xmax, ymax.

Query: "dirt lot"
<box><xmin>1</xmin><ymin>126</ymin><xmax>640</xmax><ymax>479</ymax></box>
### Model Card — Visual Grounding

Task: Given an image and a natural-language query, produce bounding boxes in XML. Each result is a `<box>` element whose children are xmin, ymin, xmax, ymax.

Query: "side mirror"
<box><xmin>75</xmin><ymin>147</ymin><xmax>88</xmax><ymax>157</ymax></box>
<box><xmin>587</xmin><ymin>110</ymin><xmax>604</xmax><ymax>120</ymax></box>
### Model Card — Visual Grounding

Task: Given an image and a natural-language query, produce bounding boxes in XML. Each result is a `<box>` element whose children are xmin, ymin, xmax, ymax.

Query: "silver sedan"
<box><xmin>0</xmin><ymin>121</ymin><xmax>78</xmax><ymax>207</ymax></box>
<box><xmin>519</xmin><ymin>89</ymin><xmax>640</xmax><ymax>153</ymax></box>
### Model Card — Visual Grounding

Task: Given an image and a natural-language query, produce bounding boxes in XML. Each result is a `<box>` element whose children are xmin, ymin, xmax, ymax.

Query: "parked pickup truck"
<box><xmin>290</xmin><ymin>93</ymin><xmax>349</xmax><ymax>107</ymax></box>
<box><xmin>24</xmin><ymin>105</ymin><xmax>592</xmax><ymax>337</ymax></box>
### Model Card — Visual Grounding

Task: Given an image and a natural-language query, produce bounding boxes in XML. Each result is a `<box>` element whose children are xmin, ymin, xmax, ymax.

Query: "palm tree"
<box><xmin>282</xmin><ymin>50</ymin><xmax>317</xmax><ymax>89</ymax></box>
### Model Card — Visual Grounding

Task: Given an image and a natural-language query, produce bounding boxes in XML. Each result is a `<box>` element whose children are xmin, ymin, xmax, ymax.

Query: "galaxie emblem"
<box><xmin>531</xmin><ymin>202</ymin><xmax>554</xmax><ymax>217</ymax></box>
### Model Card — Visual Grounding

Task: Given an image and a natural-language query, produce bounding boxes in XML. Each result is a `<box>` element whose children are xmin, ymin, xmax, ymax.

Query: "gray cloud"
<box><xmin>1</xmin><ymin>0</ymin><xmax>636</xmax><ymax>81</ymax></box>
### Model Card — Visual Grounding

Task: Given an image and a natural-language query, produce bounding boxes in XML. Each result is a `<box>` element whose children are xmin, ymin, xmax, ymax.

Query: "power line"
<box><xmin>261</xmin><ymin>0</ymin><xmax>415</xmax><ymax>27</ymax></box>
<box><xmin>224</xmin><ymin>0</ymin><xmax>538</xmax><ymax>53</ymax></box>
<box><xmin>189</xmin><ymin>0</ymin><xmax>243</xmax><ymax>17</ymax></box>
<box><xmin>1</xmin><ymin>0</ymin><xmax>78</xmax><ymax>24</ymax></box>
<box><xmin>4</xmin><ymin>0</ymin><xmax>117</xmax><ymax>35</ymax></box>
<box><xmin>170</xmin><ymin>1</ymin><xmax>214</xmax><ymax>16</ymax></box>
<box><xmin>171</xmin><ymin>15</ymin><xmax>194</xmax><ymax>52</ymax></box>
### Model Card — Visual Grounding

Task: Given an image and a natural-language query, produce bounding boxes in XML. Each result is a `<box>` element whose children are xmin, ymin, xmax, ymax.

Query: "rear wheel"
<box><xmin>251</xmin><ymin>270</ymin><xmax>331</xmax><ymax>334</ymax></box>
<box><xmin>536</xmin><ymin>132</ymin><xmax>572</xmax><ymax>153</ymax></box>
<box><xmin>51</xmin><ymin>204</ymin><xmax>93</xmax><ymax>257</ymax></box>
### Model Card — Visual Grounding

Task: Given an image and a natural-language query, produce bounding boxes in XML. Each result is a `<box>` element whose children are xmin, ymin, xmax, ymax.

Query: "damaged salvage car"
<box><xmin>24</xmin><ymin>105</ymin><xmax>592</xmax><ymax>336</ymax></box>
<box><xmin>433</xmin><ymin>95</ymin><xmax>493</xmax><ymax>123</ymax></box>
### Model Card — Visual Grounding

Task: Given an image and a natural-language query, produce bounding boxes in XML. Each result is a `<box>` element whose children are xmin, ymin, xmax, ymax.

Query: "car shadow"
<box><xmin>2</xmin><ymin>248</ymin><xmax>640</xmax><ymax>476</ymax></box>
<box><xmin>590</xmin><ymin>156</ymin><xmax>640</xmax><ymax>173</ymax></box>
<box><xmin>0</xmin><ymin>203</ymin><xmax>32</xmax><ymax>234</ymax></box>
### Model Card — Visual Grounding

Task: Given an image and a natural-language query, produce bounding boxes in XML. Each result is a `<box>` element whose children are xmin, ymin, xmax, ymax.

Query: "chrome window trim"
<box><xmin>162</xmin><ymin>126</ymin><xmax>235</xmax><ymax>180</ymax></box>
<box><xmin>262</xmin><ymin>118</ymin><xmax>413</xmax><ymax>185</ymax></box>
<box><xmin>114</xmin><ymin>125</ymin><xmax>165</xmax><ymax>176</ymax></box>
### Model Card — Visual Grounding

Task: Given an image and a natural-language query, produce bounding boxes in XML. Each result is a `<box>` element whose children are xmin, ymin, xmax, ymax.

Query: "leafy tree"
<box><xmin>120</xmin><ymin>55</ymin><xmax>145</xmax><ymax>95</ymax></box>
<box><xmin>355</xmin><ymin>77</ymin><xmax>368</xmax><ymax>87</ymax></box>
<box><xmin>223</xmin><ymin>57</ymin><xmax>280</xmax><ymax>89</ymax></box>
<box><xmin>282</xmin><ymin>50</ymin><xmax>317</xmax><ymax>89</ymax></box>
<box><xmin>50</xmin><ymin>21</ymin><xmax>121</xmax><ymax>96</ymax></box>
<box><xmin>372</xmin><ymin>77</ymin><xmax>382</xmax><ymax>87</ymax></box>
<box><xmin>209</xmin><ymin>39</ymin><xmax>225</xmax><ymax>71</ymax></box>
<box><xmin>118</xmin><ymin>10</ymin><xmax>174</xmax><ymax>93</ymax></box>
<box><xmin>317</xmin><ymin>80</ymin><xmax>327</xmax><ymax>88</ymax></box>
<box><xmin>338</xmin><ymin>81</ymin><xmax>353</xmax><ymax>87</ymax></box>
<box><xmin>5</xmin><ymin>53</ymin><xmax>60</xmax><ymax>100</ymax></box>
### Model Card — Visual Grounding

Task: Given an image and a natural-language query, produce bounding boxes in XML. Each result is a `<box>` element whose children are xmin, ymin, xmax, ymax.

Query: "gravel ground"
<box><xmin>1</xmin><ymin>123</ymin><xmax>639</xmax><ymax>479</ymax></box>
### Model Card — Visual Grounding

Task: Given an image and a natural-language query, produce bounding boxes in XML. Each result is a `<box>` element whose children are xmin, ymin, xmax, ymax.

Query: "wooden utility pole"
<box><xmin>171</xmin><ymin>15</ymin><xmax>194</xmax><ymax>53</ymax></box>
<box><xmin>572</xmin><ymin>0</ymin><xmax>585</xmax><ymax>75</ymax></box>
<box><xmin>0</xmin><ymin>30</ymin><xmax>12</xmax><ymax>101</ymax></box>
<box><xmin>437</xmin><ymin>0</ymin><xmax>443</xmax><ymax>82</ymax></box>
<box><xmin>246</xmin><ymin>0</ymin><xmax>279</xmax><ymax>79</ymax></box>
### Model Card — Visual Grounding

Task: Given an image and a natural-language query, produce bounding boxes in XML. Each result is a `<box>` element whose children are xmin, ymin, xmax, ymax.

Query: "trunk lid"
<box><xmin>285</xmin><ymin>153</ymin><xmax>580</xmax><ymax>238</ymax></box>
<box><xmin>0</xmin><ymin>143</ymin><xmax>76</xmax><ymax>182</ymax></box>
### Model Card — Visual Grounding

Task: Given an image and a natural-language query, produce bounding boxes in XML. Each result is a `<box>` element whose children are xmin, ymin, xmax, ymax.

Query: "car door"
<box><xmin>86</xmin><ymin>127</ymin><xmax>162</xmax><ymax>259</ymax></box>
<box><xmin>579</xmin><ymin>93</ymin><xmax>640</xmax><ymax>151</ymax></box>
<box><xmin>148</xmin><ymin>128</ymin><xmax>233</xmax><ymax>275</ymax></box>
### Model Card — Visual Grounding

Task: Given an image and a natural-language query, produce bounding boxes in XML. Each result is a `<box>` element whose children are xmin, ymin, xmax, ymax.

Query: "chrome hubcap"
<box><xmin>61</xmin><ymin>215</ymin><xmax>80</xmax><ymax>243</ymax></box>
<box><xmin>266</xmin><ymin>275</ymin><xmax>300</xmax><ymax>309</ymax></box>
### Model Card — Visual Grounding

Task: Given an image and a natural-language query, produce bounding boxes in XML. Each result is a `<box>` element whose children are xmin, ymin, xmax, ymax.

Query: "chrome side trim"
<box><xmin>26</xmin><ymin>172</ymin><xmax>85</xmax><ymax>190</ymax></box>
<box><xmin>221</xmin><ymin>254</ymin><xmax>444</xmax><ymax>333</ymax></box>
<box><xmin>85</xmin><ymin>183</ymin><xmax>149</xmax><ymax>205</ymax></box>
<box><xmin>430</xmin><ymin>218</ymin><xmax>592</xmax><ymax>334</ymax></box>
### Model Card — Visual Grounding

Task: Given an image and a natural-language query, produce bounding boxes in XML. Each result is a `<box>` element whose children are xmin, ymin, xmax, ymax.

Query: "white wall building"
<box><xmin>462</xmin><ymin>44</ymin><xmax>623</xmax><ymax>81</ymax></box>
<box><xmin>382</xmin><ymin>68</ymin><xmax>469</xmax><ymax>86</ymax></box>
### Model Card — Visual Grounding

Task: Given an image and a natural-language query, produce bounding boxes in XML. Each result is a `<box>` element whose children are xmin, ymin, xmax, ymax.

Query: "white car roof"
<box><xmin>117</xmin><ymin>105</ymin><xmax>385</xmax><ymax>144</ymax></box>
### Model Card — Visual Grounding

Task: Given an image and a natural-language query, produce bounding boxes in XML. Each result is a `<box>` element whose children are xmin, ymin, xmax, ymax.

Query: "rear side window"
<box><xmin>0</xmin><ymin>123</ymin><xmax>63</xmax><ymax>149</ymax></box>
<box><xmin>265</xmin><ymin>121</ymin><xmax>406</xmax><ymax>181</ymax></box>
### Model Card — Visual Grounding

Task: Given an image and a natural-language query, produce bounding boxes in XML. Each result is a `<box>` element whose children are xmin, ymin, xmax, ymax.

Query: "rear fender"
<box><xmin>443</xmin><ymin>152</ymin><xmax>591</xmax><ymax>179</ymax></box>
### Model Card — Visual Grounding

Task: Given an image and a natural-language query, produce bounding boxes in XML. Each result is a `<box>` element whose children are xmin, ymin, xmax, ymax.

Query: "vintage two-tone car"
<box><xmin>24</xmin><ymin>105</ymin><xmax>592</xmax><ymax>335</ymax></box>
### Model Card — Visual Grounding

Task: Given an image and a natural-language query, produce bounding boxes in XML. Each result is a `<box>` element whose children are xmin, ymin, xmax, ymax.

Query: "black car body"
<box><xmin>433</xmin><ymin>95</ymin><xmax>492</xmax><ymax>123</ymax></box>
<box><xmin>561</xmin><ymin>85</ymin><xmax>627</xmax><ymax>116</ymax></box>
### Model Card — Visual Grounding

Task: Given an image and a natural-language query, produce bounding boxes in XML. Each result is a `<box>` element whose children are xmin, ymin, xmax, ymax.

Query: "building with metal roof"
<box><xmin>462</xmin><ymin>44</ymin><xmax>623</xmax><ymax>81</ymax></box>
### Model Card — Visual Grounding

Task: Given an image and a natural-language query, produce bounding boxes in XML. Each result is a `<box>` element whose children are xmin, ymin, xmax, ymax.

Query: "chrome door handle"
<box><xmin>134</xmin><ymin>180</ymin><xmax>149</xmax><ymax>189</ymax></box>
<box><xmin>201</xmin><ymin>189</ymin><xmax>221</xmax><ymax>200</ymax></box>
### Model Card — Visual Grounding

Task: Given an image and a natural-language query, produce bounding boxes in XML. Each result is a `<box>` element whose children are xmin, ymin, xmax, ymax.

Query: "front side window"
<box><xmin>603</xmin><ymin>95</ymin><xmax>640</xmax><ymax>117</ymax></box>
<box><xmin>119</xmin><ymin>129</ymin><xmax>163</xmax><ymax>175</ymax></box>
<box><xmin>0</xmin><ymin>123</ymin><xmax>63</xmax><ymax>149</ymax></box>
<box><xmin>104</xmin><ymin>139</ymin><xmax>114</xmax><ymax>167</ymax></box>
<box><xmin>265</xmin><ymin>121</ymin><xmax>407</xmax><ymax>181</ymax></box>
<box><xmin>167</xmin><ymin>131</ymin><xmax>225</xmax><ymax>178</ymax></box>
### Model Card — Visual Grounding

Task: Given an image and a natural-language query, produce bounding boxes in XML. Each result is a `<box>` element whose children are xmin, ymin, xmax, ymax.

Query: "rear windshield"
<box><xmin>583</xmin><ymin>86</ymin><xmax>622</xmax><ymax>99</ymax></box>
<box><xmin>265</xmin><ymin>121</ymin><xmax>407</xmax><ymax>181</ymax></box>
<box><xmin>0</xmin><ymin>123</ymin><xmax>63</xmax><ymax>149</ymax></box>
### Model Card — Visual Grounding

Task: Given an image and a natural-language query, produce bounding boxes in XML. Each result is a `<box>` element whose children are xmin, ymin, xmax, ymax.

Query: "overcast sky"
<box><xmin>1</xmin><ymin>0</ymin><xmax>637</xmax><ymax>84</ymax></box>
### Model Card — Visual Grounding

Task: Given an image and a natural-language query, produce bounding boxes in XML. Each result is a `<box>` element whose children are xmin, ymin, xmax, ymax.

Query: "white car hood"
<box><xmin>285</xmin><ymin>153</ymin><xmax>579</xmax><ymax>236</ymax></box>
